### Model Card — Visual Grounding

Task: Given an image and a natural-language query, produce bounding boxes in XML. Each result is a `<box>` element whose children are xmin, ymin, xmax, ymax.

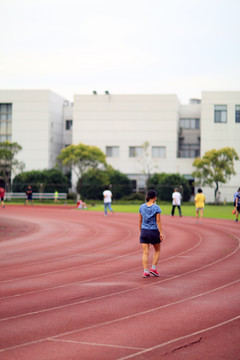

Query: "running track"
<box><xmin>0</xmin><ymin>205</ymin><xmax>239</xmax><ymax>360</ymax></box>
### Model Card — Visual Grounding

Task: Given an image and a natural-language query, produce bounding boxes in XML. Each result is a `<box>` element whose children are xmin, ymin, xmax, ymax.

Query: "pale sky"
<box><xmin>1</xmin><ymin>0</ymin><xmax>240</xmax><ymax>103</ymax></box>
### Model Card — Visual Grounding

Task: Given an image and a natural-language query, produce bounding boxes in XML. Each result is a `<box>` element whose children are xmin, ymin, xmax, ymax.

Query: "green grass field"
<box><xmin>87</xmin><ymin>203</ymin><xmax>236</xmax><ymax>220</ymax></box>
<box><xmin>6</xmin><ymin>200</ymin><xmax>236</xmax><ymax>220</ymax></box>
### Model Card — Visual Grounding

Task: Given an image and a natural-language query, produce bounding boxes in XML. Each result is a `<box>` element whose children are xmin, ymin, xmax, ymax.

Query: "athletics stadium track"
<box><xmin>0</xmin><ymin>205</ymin><xmax>239</xmax><ymax>360</ymax></box>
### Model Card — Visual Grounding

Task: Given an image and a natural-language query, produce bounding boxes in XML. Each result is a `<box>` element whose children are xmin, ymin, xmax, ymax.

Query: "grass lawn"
<box><xmin>87</xmin><ymin>203</ymin><xmax>236</xmax><ymax>220</ymax></box>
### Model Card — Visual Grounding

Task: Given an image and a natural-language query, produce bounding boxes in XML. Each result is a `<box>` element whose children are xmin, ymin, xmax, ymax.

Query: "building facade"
<box><xmin>0</xmin><ymin>90</ymin><xmax>65</xmax><ymax>174</ymax></box>
<box><xmin>0</xmin><ymin>89</ymin><xmax>239</xmax><ymax>201</ymax></box>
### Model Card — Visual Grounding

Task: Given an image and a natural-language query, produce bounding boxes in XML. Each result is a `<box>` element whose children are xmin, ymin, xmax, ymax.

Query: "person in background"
<box><xmin>234</xmin><ymin>187</ymin><xmax>240</xmax><ymax>207</ymax></box>
<box><xmin>103</xmin><ymin>186</ymin><xmax>113</xmax><ymax>216</ymax></box>
<box><xmin>0</xmin><ymin>186</ymin><xmax>5</xmax><ymax>208</ymax></box>
<box><xmin>234</xmin><ymin>189</ymin><xmax>240</xmax><ymax>222</ymax></box>
<box><xmin>26</xmin><ymin>185</ymin><xmax>33</xmax><ymax>205</ymax></box>
<box><xmin>77</xmin><ymin>199</ymin><xmax>87</xmax><ymax>209</ymax></box>
<box><xmin>194</xmin><ymin>188</ymin><xmax>206</xmax><ymax>223</ymax></box>
<box><xmin>139</xmin><ymin>190</ymin><xmax>164</xmax><ymax>278</ymax></box>
<box><xmin>54</xmin><ymin>190</ymin><xmax>59</xmax><ymax>202</ymax></box>
<box><xmin>171</xmin><ymin>188</ymin><xmax>182</xmax><ymax>217</ymax></box>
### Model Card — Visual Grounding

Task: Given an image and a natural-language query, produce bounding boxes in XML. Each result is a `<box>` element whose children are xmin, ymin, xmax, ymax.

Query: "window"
<box><xmin>0</xmin><ymin>103</ymin><xmax>12</xmax><ymax>142</ymax></box>
<box><xmin>65</xmin><ymin>120</ymin><xmax>72</xmax><ymax>130</ymax></box>
<box><xmin>236</xmin><ymin>105</ymin><xmax>240</xmax><ymax>123</ymax></box>
<box><xmin>106</xmin><ymin>146</ymin><xmax>119</xmax><ymax>157</ymax></box>
<box><xmin>179</xmin><ymin>144</ymin><xmax>200</xmax><ymax>158</ymax></box>
<box><xmin>129</xmin><ymin>146</ymin><xmax>143</xmax><ymax>157</ymax></box>
<box><xmin>180</xmin><ymin>118</ymin><xmax>200</xmax><ymax>129</ymax></box>
<box><xmin>214</xmin><ymin>105</ymin><xmax>227</xmax><ymax>123</ymax></box>
<box><xmin>152</xmin><ymin>146</ymin><xmax>166</xmax><ymax>158</ymax></box>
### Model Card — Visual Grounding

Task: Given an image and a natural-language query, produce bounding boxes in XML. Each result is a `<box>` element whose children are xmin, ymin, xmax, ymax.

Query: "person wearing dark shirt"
<box><xmin>234</xmin><ymin>190</ymin><xmax>240</xmax><ymax>222</ymax></box>
<box><xmin>26</xmin><ymin>185</ymin><xmax>33</xmax><ymax>205</ymax></box>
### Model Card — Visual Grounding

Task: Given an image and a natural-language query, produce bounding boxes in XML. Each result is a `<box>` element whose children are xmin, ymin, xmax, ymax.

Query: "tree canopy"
<box><xmin>12</xmin><ymin>169</ymin><xmax>68</xmax><ymax>193</ymax></box>
<box><xmin>192</xmin><ymin>147</ymin><xmax>239</xmax><ymax>200</ymax></box>
<box><xmin>147</xmin><ymin>173</ymin><xmax>191</xmax><ymax>202</ymax></box>
<box><xmin>78</xmin><ymin>166</ymin><xmax>132</xmax><ymax>200</ymax></box>
<box><xmin>0</xmin><ymin>141</ymin><xmax>24</xmax><ymax>190</ymax></box>
<box><xmin>57</xmin><ymin>143</ymin><xmax>107</xmax><ymax>179</ymax></box>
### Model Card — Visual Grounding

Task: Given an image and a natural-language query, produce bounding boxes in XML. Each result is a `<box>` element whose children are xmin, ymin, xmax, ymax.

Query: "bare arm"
<box><xmin>139</xmin><ymin>213</ymin><xmax>142</xmax><ymax>231</ymax></box>
<box><xmin>156</xmin><ymin>213</ymin><xmax>163</xmax><ymax>241</ymax></box>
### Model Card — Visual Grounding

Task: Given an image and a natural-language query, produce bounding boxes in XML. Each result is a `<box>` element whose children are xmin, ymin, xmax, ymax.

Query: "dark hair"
<box><xmin>146</xmin><ymin>190</ymin><xmax>157</xmax><ymax>202</ymax></box>
<box><xmin>198</xmin><ymin>188</ymin><xmax>202</xmax><ymax>193</ymax></box>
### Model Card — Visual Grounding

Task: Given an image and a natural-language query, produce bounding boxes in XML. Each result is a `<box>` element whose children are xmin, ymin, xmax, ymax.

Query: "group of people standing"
<box><xmin>171</xmin><ymin>187</ymin><xmax>205</xmax><ymax>223</ymax></box>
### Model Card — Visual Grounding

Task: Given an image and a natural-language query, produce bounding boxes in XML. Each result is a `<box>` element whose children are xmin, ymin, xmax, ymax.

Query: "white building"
<box><xmin>0</xmin><ymin>90</ymin><xmax>66</xmax><ymax>173</ymax></box>
<box><xmin>0</xmin><ymin>89</ymin><xmax>239</xmax><ymax>201</ymax></box>
<box><xmin>73</xmin><ymin>93</ymin><xmax>200</xmax><ymax>192</ymax></box>
<box><xmin>200</xmin><ymin>91</ymin><xmax>240</xmax><ymax>201</ymax></box>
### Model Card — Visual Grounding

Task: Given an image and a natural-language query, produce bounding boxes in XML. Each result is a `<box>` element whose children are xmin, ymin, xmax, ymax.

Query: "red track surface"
<box><xmin>0</xmin><ymin>205</ymin><xmax>239</xmax><ymax>359</ymax></box>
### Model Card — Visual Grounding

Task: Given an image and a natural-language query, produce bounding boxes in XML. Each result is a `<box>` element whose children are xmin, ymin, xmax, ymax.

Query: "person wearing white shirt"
<box><xmin>103</xmin><ymin>187</ymin><xmax>114</xmax><ymax>216</ymax></box>
<box><xmin>171</xmin><ymin>188</ymin><xmax>182</xmax><ymax>217</ymax></box>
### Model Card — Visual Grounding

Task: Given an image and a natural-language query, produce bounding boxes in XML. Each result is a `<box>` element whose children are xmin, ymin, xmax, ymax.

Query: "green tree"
<box><xmin>12</xmin><ymin>169</ymin><xmax>68</xmax><ymax>193</ymax></box>
<box><xmin>147</xmin><ymin>173</ymin><xmax>191</xmax><ymax>202</ymax></box>
<box><xmin>57</xmin><ymin>143</ymin><xmax>107</xmax><ymax>194</ymax></box>
<box><xmin>78</xmin><ymin>169</ymin><xmax>109</xmax><ymax>200</ymax></box>
<box><xmin>192</xmin><ymin>147</ymin><xmax>239</xmax><ymax>202</ymax></box>
<box><xmin>106</xmin><ymin>166</ymin><xmax>132</xmax><ymax>200</ymax></box>
<box><xmin>0</xmin><ymin>141</ymin><xmax>25</xmax><ymax>191</ymax></box>
<box><xmin>78</xmin><ymin>166</ymin><xmax>132</xmax><ymax>200</ymax></box>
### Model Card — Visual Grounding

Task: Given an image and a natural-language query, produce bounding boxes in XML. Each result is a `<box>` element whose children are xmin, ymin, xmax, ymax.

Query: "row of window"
<box><xmin>65</xmin><ymin>106</ymin><xmax>240</xmax><ymax>132</ymax></box>
<box><xmin>178</xmin><ymin>144</ymin><xmax>200</xmax><ymax>158</ymax></box>
<box><xmin>180</xmin><ymin>118</ymin><xmax>200</xmax><ymax>129</ymax></box>
<box><xmin>214</xmin><ymin>105</ymin><xmax>240</xmax><ymax>123</ymax></box>
<box><xmin>0</xmin><ymin>104</ymin><xmax>12</xmax><ymax>142</ymax></box>
<box><xmin>106</xmin><ymin>146</ymin><xmax>166</xmax><ymax>158</ymax></box>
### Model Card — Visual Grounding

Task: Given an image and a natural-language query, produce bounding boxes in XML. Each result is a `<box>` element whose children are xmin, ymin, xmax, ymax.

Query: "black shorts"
<box><xmin>140</xmin><ymin>229</ymin><xmax>161</xmax><ymax>244</ymax></box>
<box><xmin>237</xmin><ymin>205</ymin><xmax>240</xmax><ymax>212</ymax></box>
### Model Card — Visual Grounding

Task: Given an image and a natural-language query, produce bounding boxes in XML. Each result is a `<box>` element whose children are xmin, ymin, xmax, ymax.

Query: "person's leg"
<box><xmin>108</xmin><ymin>203</ymin><xmax>113</xmax><ymax>213</ymax></box>
<box><xmin>235</xmin><ymin>207</ymin><xmax>239</xmax><ymax>221</ymax></box>
<box><xmin>196</xmin><ymin>208</ymin><xmax>199</xmax><ymax>222</ymax></box>
<box><xmin>178</xmin><ymin>205</ymin><xmax>182</xmax><ymax>216</ymax></box>
<box><xmin>152</xmin><ymin>243</ymin><xmax>161</xmax><ymax>266</ymax></box>
<box><xmin>142</xmin><ymin>243</ymin><xmax>150</xmax><ymax>270</ymax></box>
<box><xmin>200</xmin><ymin>209</ymin><xmax>203</xmax><ymax>222</ymax></box>
<box><xmin>150</xmin><ymin>243</ymin><xmax>161</xmax><ymax>276</ymax></box>
<box><xmin>104</xmin><ymin>203</ymin><xmax>108</xmax><ymax>215</ymax></box>
<box><xmin>171</xmin><ymin>205</ymin><xmax>175</xmax><ymax>216</ymax></box>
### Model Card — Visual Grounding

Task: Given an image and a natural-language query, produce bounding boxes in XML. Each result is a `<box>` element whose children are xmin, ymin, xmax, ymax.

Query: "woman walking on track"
<box><xmin>139</xmin><ymin>190</ymin><xmax>164</xmax><ymax>278</ymax></box>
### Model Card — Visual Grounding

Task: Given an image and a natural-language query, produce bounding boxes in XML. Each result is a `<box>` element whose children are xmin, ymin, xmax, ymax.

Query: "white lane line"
<box><xmin>49</xmin><ymin>338</ymin><xmax>145</xmax><ymax>350</ymax></box>
<box><xmin>116</xmin><ymin>315</ymin><xmax>240</xmax><ymax>360</ymax></box>
<box><xmin>0</xmin><ymin>229</ymin><xmax>133</xmax><ymax>284</ymax></box>
<box><xmin>0</xmin><ymin>231</ymin><xmax>238</xmax><ymax>324</ymax></box>
<box><xmin>0</xmin><ymin>231</ymin><xmax>201</xmax><ymax>301</ymax></box>
<box><xmin>0</xmin><ymin>281</ymin><xmax>239</xmax><ymax>353</ymax></box>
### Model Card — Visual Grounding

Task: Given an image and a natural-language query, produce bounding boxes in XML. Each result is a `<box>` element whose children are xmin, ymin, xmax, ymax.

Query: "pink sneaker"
<box><xmin>142</xmin><ymin>272</ymin><xmax>150</xmax><ymax>278</ymax></box>
<box><xmin>150</xmin><ymin>268</ymin><xmax>159</xmax><ymax>277</ymax></box>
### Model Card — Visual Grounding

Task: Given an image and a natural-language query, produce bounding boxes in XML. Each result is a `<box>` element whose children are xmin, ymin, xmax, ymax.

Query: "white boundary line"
<box><xmin>49</xmin><ymin>338</ymin><xmax>145</xmax><ymax>350</ymax></box>
<box><xmin>116</xmin><ymin>315</ymin><xmax>240</xmax><ymax>360</ymax></box>
<box><xmin>0</xmin><ymin>229</ymin><xmax>238</xmax><ymax>321</ymax></box>
<box><xmin>0</xmin><ymin>280</ymin><xmax>239</xmax><ymax>353</ymax></box>
<box><xmin>0</xmin><ymin>230</ymin><xmax>201</xmax><ymax>301</ymax></box>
